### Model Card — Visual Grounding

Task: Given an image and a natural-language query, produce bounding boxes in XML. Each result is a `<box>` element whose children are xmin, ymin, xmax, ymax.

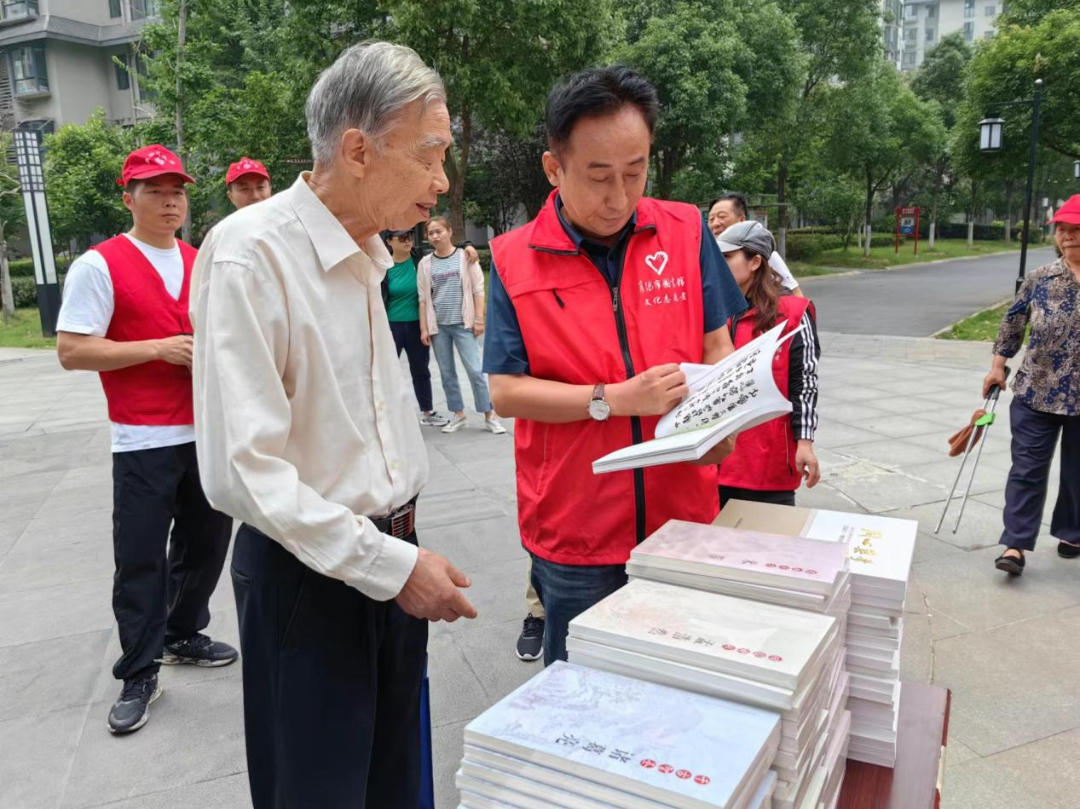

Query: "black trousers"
<box><xmin>1000</xmin><ymin>398</ymin><xmax>1080</xmax><ymax>551</ymax></box>
<box><xmin>391</xmin><ymin>320</ymin><xmax>433</xmax><ymax>412</ymax></box>
<box><xmin>232</xmin><ymin>524</ymin><xmax>428</xmax><ymax>809</ymax></box>
<box><xmin>720</xmin><ymin>485</ymin><xmax>797</xmax><ymax>510</ymax></box>
<box><xmin>111</xmin><ymin>442</ymin><xmax>233</xmax><ymax>681</ymax></box>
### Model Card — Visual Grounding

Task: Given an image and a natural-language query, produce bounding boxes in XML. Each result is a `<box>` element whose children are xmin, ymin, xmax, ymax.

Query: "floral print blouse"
<box><xmin>993</xmin><ymin>257</ymin><xmax>1080</xmax><ymax>415</ymax></box>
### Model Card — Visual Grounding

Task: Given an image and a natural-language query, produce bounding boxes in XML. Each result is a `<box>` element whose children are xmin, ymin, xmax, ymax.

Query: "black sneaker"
<box><xmin>1059</xmin><ymin>541</ymin><xmax>1080</xmax><ymax>559</ymax></box>
<box><xmin>516</xmin><ymin>614</ymin><xmax>544</xmax><ymax>662</ymax></box>
<box><xmin>162</xmin><ymin>633</ymin><xmax>238</xmax><ymax>668</ymax></box>
<box><xmin>108</xmin><ymin>673</ymin><xmax>162</xmax><ymax>734</ymax></box>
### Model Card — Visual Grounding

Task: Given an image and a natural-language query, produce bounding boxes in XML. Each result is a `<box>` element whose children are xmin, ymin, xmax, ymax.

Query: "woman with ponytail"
<box><xmin>715</xmin><ymin>221</ymin><xmax>821</xmax><ymax>508</ymax></box>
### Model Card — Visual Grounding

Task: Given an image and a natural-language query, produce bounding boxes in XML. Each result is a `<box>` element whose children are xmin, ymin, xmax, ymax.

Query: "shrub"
<box><xmin>6</xmin><ymin>255</ymin><xmax>74</xmax><ymax>278</ymax></box>
<box><xmin>9</xmin><ymin>275</ymin><xmax>65</xmax><ymax>308</ymax></box>
<box><xmin>785</xmin><ymin>233</ymin><xmax>844</xmax><ymax>262</ymax></box>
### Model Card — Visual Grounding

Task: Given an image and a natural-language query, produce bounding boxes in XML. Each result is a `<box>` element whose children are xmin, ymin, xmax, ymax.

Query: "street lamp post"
<box><xmin>978</xmin><ymin>78</ymin><xmax>1043</xmax><ymax>293</ymax></box>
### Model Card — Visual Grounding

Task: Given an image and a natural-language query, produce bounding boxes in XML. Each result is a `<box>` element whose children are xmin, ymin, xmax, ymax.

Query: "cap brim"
<box><xmin>126</xmin><ymin>168</ymin><xmax>196</xmax><ymax>185</ymax></box>
<box><xmin>716</xmin><ymin>237</ymin><xmax>741</xmax><ymax>253</ymax></box>
<box><xmin>1048</xmin><ymin>213</ymin><xmax>1080</xmax><ymax>225</ymax></box>
<box><xmin>225</xmin><ymin>169</ymin><xmax>270</xmax><ymax>185</ymax></box>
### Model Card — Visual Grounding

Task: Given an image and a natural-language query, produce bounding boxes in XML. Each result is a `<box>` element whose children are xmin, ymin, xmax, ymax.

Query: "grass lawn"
<box><xmin>0</xmin><ymin>309</ymin><xmax>57</xmax><ymax>349</ymax></box>
<box><xmin>791</xmin><ymin>238</ymin><xmax>1024</xmax><ymax>279</ymax></box>
<box><xmin>937</xmin><ymin>303</ymin><xmax>1014</xmax><ymax>342</ymax></box>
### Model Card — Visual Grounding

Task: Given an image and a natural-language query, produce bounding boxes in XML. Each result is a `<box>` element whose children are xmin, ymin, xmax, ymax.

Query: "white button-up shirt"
<box><xmin>192</xmin><ymin>173</ymin><xmax>428</xmax><ymax>601</ymax></box>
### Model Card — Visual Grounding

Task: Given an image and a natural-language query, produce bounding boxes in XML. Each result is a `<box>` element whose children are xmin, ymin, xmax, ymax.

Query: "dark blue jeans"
<box><xmin>529</xmin><ymin>553</ymin><xmax>628</xmax><ymax>666</ymax></box>
<box><xmin>390</xmin><ymin>320</ymin><xmax>433</xmax><ymax>412</ymax></box>
<box><xmin>1001</xmin><ymin>398</ymin><xmax>1080</xmax><ymax>551</ymax></box>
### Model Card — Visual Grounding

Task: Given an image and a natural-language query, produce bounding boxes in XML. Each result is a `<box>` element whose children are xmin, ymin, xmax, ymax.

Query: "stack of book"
<box><xmin>626</xmin><ymin>520</ymin><xmax>852</xmax><ymax>621</ymax></box>
<box><xmin>457</xmin><ymin>661</ymin><xmax>781</xmax><ymax>809</ymax></box>
<box><xmin>566</xmin><ymin>579</ymin><xmax>850</xmax><ymax>809</ymax></box>
<box><xmin>713</xmin><ymin>501</ymin><xmax>917</xmax><ymax>768</ymax></box>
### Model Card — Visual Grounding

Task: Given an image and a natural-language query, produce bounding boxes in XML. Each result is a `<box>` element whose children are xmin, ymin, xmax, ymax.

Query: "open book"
<box><xmin>592</xmin><ymin>323</ymin><xmax>797</xmax><ymax>474</ymax></box>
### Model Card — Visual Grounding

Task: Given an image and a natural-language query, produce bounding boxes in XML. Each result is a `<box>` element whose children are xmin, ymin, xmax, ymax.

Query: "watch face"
<box><xmin>589</xmin><ymin>398</ymin><xmax>611</xmax><ymax>421</ymax></box>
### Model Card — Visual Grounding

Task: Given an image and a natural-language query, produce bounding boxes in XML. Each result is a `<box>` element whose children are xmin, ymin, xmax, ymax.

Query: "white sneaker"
<box><xmin>420</xmin><ymin>411</ymin><xmax>450</xmax><ymax>427</ymax></box>
<box><xmin>484</xmin><ymin>416</ymin><xmax>507</xmax><ymax>435</ymax></box>
<box><xmin>441</xmin><ymin>415</ymin><xmax>468</xmax><ymax>433</ymax></box>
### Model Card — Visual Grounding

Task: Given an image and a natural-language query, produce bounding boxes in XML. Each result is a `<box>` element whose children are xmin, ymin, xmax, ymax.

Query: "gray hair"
<box><xmin>305</xmin><ymin>41</ymin><xmax>446</xmax><ymax>165</ymax></box>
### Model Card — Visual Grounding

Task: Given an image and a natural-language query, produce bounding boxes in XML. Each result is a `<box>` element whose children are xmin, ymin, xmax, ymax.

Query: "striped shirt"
<box><xmin>430</xmin><ymin>249</ymin><xmax>465</xmax><ymax>326</ymax></box>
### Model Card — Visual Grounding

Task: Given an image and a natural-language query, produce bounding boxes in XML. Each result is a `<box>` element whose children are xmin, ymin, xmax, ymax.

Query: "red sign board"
<box><xmin>895</xmin><ymin>206</ymin><xmax>921</xmax><ymax>255</ymax></box>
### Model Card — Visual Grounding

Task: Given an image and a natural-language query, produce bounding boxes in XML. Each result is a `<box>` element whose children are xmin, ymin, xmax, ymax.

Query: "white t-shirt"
<box><xmin>57</xmin><ymin>234</ymin><xmax>195</xmax><ymax>453</ymax></box>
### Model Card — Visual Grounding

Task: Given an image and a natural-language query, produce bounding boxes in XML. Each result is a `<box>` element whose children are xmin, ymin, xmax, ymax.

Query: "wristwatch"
<box><xmin>588</xmin><ymin>383</ymin><xmax>611</xmax><ymax>422</ymax></box>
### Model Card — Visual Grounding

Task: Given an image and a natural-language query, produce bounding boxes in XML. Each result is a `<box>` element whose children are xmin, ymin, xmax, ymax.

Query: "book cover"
<box><xmin>632</xmin><ymin>521</ymin><xmax>848</xmax><ymax>596</ymax></box>
<box><xmin>569</xmin><ymin>579</ymin><xmax>837</xmax><ymax>690</ymax></box>
<box><xmin>464</xmin><ymin>662</ymin><xmax>781</xmax><ymax>809</ymax></box>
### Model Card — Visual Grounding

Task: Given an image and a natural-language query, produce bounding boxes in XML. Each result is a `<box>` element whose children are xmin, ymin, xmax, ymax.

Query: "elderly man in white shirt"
<box><xmin>192</xmin><ymin>41</ymin><xmax>476</xmax><ymax>809</ymax></box>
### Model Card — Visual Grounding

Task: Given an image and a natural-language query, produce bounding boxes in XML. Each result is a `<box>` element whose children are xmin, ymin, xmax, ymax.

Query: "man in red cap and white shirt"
<box><xmin>56</xmin><ymin>144</ymin><xmax>237</xmax><ymax>735</ymax></box>
<box><xmin>225</xmin><ymin>156</ymin><xmax>272</xmax><ymax>209</ymax></box>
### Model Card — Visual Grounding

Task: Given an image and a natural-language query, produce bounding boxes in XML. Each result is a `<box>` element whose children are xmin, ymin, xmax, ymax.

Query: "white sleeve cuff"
<box><xmin>768</xmin><ymin>251</ymin><xmax>799</xmax><ymax>290</ymax></box>
<box><xmin>348</xmin><ymin>525</ymin><xmax>419</xmax><ymax>602</ymax></box>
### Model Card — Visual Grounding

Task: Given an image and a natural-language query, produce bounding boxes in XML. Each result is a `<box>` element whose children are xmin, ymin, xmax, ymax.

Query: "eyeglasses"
<box><xmin>395</xmin><ymin>234</ymin><xmax>414</xmax><ymax>242</ymax></box>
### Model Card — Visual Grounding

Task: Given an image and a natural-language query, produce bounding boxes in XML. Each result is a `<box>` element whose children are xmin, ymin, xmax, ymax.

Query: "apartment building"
<box><xmin>901</xmin><ymin>0</ymin><xmax>1002</xmax><ymax>71</ymax></box>
<box><xmin>0</xmin><ymin>0</ymin><xmax>159</xmax><ymax>134</ymax></box>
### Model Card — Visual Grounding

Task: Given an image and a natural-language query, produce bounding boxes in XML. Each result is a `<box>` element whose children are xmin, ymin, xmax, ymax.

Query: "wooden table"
<box><xmin>837</xmin><ymin>683</ymin><xmax>950</xmax><ymax>809</ymax></box>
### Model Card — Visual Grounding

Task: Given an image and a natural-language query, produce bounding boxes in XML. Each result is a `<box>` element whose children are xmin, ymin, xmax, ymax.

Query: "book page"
<box><xmin>656</xmin><ymin>323</ymin><xmax>789</xmax><ymax>438</ymax></box>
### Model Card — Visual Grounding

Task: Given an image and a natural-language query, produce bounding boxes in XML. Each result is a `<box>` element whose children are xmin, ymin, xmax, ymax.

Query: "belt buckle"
<box><xmin>390</xmin><ymin>502</ymin><xmax>415</xmax><ymax>538</ymax></box>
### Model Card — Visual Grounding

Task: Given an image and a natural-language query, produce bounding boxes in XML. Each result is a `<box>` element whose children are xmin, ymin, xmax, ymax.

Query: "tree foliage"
<box><xmin>44</xmin><ymin>110</ymin><xmax>141</xmax><ymax>250</ymax></box>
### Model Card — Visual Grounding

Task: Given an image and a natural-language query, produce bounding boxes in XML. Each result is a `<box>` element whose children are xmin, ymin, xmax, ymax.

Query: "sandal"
<box><xmin>1058</xmin><ymin>542</ymin><xmax>1080</xmax><ymax>560</ymax></box>
<box><xmin>995</xmin><ymin>549</ymin><xmax>1025</xmax><ymax>576</ymax></box>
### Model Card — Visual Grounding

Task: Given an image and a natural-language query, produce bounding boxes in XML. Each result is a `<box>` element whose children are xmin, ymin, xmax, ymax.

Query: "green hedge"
<box><xmin>786</xmin><ymin>232</ymin><xmax>893</xmax><ymax>262</ymax></box>
<box><xmin>9</xmin><ymin>275</ymin><xmax>65</xmax><ymax>308</ymax></box>
<box><xmin>6</xmin><ymin>256</ymin><xmax>74</xmax><ymax>278</ymax></box>
<box><xmin>934</xmin><ymin>222</ymin><xmax>1043</xmax><ymax>243</ymax></box>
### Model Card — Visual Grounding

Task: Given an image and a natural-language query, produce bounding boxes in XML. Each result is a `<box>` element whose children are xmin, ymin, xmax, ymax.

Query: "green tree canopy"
<box><xmin>44</xmin><ymin>110</ymin><xmax>140</xmax><ymax>250</ymax></box>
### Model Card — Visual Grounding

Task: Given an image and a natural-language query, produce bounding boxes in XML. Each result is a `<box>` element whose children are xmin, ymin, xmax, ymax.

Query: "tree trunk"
<box><xmin>864</xmin><ymin>168</ymin><xmax>874</xmax><ymax>258</ymax></box>
<box><xmin>0</xmin><ymin>226</ymin><xmax>12</xmax><ymax>325</ymax></box>
<box><xmin>776</xmin><ymin>158</ymin><xmax>789</xmax><ymax>259</ymax></box>
<box><xmin>176</xmin><ymin>0</ymin><xmax>190</xmax><ymax>243</ymax></box>
<box><xmin>447</xmin><ymin>104</ymin><xmax>472</xmax><ymax>239</ymax></box>
<box><xmin>929</xmin><ymin>164</ymin><xmax>942</xmax><ymax>249</ymax></box>
<box><xmin>1004</xmin><ymin>180</ymin><xmax>1014</xmax><ymax>243</ymax></box>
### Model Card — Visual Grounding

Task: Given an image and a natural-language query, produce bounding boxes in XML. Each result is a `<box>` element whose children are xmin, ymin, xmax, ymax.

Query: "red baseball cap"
<box><xmin>118</xmin><ymin>144</ymin><xmax>195</xmax><ymax>186</ymax></box>
<box><xmin>1048</xmin><ymin>195</ymin><xmax>1080</xmax><ymax>226</ymax></box>
<box><xmin>226</xmin><ymin>157</ymin><xmax>271</xmax><ymax>186</ymax></box>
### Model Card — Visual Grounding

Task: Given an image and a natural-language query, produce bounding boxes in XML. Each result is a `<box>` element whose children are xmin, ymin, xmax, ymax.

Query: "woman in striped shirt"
<box><xmin>418</xmin><ymin>217</ymin><xmax>506</xmax><ymax>434</ymax></box>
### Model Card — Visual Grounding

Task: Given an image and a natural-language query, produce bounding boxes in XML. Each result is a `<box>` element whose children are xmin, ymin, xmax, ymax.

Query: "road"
<box><xmin>799</xmin><ymin>247</ymin><xmax>1056</xmax><ymax>336</ymax></box>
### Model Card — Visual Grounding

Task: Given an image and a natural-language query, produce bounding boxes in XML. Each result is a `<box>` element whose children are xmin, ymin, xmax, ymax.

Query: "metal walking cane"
<box><xmin>935</xmin><ymin>367</ymin><xmax>1010</xmax><ymax>535</ymax></box>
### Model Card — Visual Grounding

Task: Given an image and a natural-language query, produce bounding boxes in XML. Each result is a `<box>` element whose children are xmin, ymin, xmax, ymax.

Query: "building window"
<box><xmin>984</xmin><ymin>30</ymin><xmax>995</xmax><ymax>39</ymax></box>
<box><xmin>902</xmin><ymin>51</ymin><xmax>917</xmax><ymax>69</ymax></box>
<box><xmin>985</xmin><ymin>4</ymin><xmax>995</xmax><ymax>14</ymax></box>
<box><xmin>925</xmin><ymin>28</ymin><xmax>935</xmax><ymax>44</ymax></box>
<box><xmin>0</xmin><ymin>0</ymin><xmax>38</xmax><ymax>21</ymax></box>
<box><xmin>964</xmin><ymin>21</ymin><xmax>975</xmax><ymax>40</ymax></box>
<box><xmin>905</xmin><ymin>27</ymin><xmax>917</xmax><ymax>42</ymax></box>
<box><xmin>926</xmin><ymin>5</ymin><xmax>936</xmax><ymax>17</ymax></box>
<box><xmin>130</xmin><ymin>0</ymin><xmax>162</xmax><ymax>20</ymax></box>
<box><xmin>115</xmin><ymin>54</ymin><xmax>130</xmax><ymax>90</ymax></box>
<box><xmin>9</xmin><ymin>45</ymin><xmax>48</xmax><ymax>95</ymax></box>
<box><xmin>965</xmin><ymin>0</ymin><xmax>975</xmax><ymax>17</ymax></box>
<box><xmin>109</xmin><ymin>0</ymin><xmax>122</xmax><ymax>18</ymax></box>
<box><xmin>904</xmin><ymin>4</ymin><xmax>917</xmax><ymax>19</ymax></box>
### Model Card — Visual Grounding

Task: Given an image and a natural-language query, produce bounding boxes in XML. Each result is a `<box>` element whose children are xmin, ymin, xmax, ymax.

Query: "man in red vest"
<box><xmin>56</xmin><ymin>145</ymin><xmax>236</xmax><ymax>735</ymax></box>
<box><xmin>485</xmin><ymin>67</ymin><xmax>749</xmax><ymax>664</ymax></box>
<box><xmin>225</xmin><ymin>156</ymin><xmax>272</xmax><ymax>210</ymax></box>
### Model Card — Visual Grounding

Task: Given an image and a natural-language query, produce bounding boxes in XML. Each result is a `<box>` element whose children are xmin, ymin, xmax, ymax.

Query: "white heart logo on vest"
<box><xmin>646</xmin><ymin>251</ymin><xmax>669</xmax><ymax>276</ymax></box>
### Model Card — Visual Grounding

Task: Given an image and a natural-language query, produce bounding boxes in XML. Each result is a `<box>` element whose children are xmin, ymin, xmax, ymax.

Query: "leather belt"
<box><xmin>371</xmin><ymin>497</ymin><xmax>418</xmax><ymax>539</ymax></box>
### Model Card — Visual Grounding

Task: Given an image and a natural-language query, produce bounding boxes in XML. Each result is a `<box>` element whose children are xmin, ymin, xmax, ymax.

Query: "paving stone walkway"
<box><xmin>0</xmin><ymin>332</ymin><xmax>1076</xmax><ymax>809</ymax></box>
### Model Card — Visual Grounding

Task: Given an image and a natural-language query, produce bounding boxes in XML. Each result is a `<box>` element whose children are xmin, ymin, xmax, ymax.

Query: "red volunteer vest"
<box><xmin>491</xmin><ymin>192</ymin><xmax>718</xmax><ymax>566</ymax></box>
<box><xmin>95</xmin><ymin>235</ymin><xmax>197</xmax><ymax>426</ymax></box>
<box><xmin>718</xmin><ymin>296</ymin><xmax>814</xmax><ymax>492</ymax></box>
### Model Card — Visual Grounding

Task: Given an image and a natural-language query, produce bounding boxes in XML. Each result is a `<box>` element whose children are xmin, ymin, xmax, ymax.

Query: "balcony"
<box><xmin>0</xmin><ymin>1</ymin><xmax>38</xmax><ymax>24</ymax></box>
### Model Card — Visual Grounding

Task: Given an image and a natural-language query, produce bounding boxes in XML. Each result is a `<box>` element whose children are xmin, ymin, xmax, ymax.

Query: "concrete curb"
<box><xmin>929</xmin><ymin>297</ymin><xmax>1013</xmax><ymax>339</ymax></box>
<box><xmin>796</xmin><ymin>245</ymin><xmax>1043</xmax><ymax>283</ymax></box>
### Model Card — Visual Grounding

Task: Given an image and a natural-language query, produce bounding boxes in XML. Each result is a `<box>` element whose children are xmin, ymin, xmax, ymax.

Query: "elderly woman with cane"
<box><xmin>988</xmin><ymin>195</ymin><xmax>1080</xmax><ymax>576</ymax></box>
